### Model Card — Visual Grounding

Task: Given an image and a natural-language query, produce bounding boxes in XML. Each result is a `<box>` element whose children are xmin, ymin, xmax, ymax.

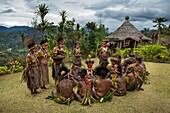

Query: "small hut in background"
<box><xmin>107</xmin><ymin>16</ymin><xmax>151</xmax><ymax>49</ymax></box>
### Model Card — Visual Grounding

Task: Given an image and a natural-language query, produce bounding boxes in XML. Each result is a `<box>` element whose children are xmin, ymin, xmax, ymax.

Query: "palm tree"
<box><xmin>153</xmin><ymin>17</ymin><xmax>168</xmax><ymax>44</ymax></box>
<box><xmin>58</xmin><ymin>10</ymin><xmax>67</xmax><ymax>34</ymax></box>
<box><xmin>153</xmin><ymin>17</ymin><xmax>168</xmax><ymax>34</ymax></box>
<box><xmin>35</xmin><ymin>3</ymin><xmax>49</xmax><ymax>37</ymax></box>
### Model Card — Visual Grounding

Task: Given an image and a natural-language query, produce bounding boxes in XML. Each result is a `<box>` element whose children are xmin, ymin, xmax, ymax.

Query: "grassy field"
<box><xmin>0</xmin><ymin>60</ymin><xmax>170</xmax><ymax>113</ymax></box>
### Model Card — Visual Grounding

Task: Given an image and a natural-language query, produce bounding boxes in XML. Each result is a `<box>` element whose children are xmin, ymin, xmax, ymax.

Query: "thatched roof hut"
<box><xmin>107</xmin><ymin>16</ymin><xmax>151</xmax><ymax>49</ymax></box>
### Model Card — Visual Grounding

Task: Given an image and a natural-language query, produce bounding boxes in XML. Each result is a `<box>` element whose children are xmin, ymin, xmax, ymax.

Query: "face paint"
<box><xmin>111</xmin><ymin>62</ymin><xmax>116</xmax><ymax>66</ymax></box>
<box><xmin>87</xmin><ymin>62</ymin><xmax>93</xmax><ymax>68</ymax></box>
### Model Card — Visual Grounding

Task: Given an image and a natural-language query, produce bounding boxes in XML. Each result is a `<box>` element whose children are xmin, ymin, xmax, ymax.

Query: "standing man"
<box><xmin>73</xmin><ymin>41</ymin><xmax>82</xmax><ymax>67</ymax></box>
<box><xmin>25</xmin><ymin>41</ymin><xmax>41</xmax><ymax>95</ymax></box>
<box><xmin>52</xmin><ymin>38</ymin><xmax>66</xmax><ymax>84</ymax></box>
<box><xmin>38</xmin><ymin>39</ymin><xmax>49</xmax><ymax>89</ymax></box>
<box><xmin>98</xmin><ymin>39</ymin><xmax>109</xmax><ymax>66</ymax></box>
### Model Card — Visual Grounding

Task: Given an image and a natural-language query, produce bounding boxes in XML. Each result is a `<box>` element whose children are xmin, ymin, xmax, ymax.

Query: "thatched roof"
<box><xmin>141</xmin><ymin>35</ymin><xmax>152</xmax><ymax>41</ymax></box>
<box><xmin>107</xmin><ymin>16</ymin><xmax>151</xmax><ymax>41</ymax></box>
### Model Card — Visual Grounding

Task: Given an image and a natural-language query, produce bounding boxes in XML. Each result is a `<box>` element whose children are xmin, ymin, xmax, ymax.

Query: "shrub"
<box><xmin>134</xmin><ymin>44</ymin><xmax>170</xmax><ymax>62</ymax></box>
<box><xmin>0</xmin><ymin>66</ymin><xmax>11</xmax><ymax>75</ymax></box>
<box><xmin>10</xmin><ymin>60</ymin><xmax>24</xmax><ymax>73</ymax></box>
<box><xmin>116</xmin><ymin>48</ymin><xmax>132</xmax><ymax>58</ymax></box>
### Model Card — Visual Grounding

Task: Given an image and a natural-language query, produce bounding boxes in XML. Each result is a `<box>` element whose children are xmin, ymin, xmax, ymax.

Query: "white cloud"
<box><xmin>0</xmin><ymin>0</ymin><xmax>169</xmax><ymax>32</ymax></box>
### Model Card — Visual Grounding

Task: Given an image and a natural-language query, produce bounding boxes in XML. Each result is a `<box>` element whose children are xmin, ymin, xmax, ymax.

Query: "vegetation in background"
<box><xmin>134</xmin><ymin>44</ymin><xmax>170</xmax><ymax>62</ymax></box>
<box><xmin>115</xmin><ymin>44</ymin><xmax>170</xmax><ymax>63</ymax></box>
<box><xmin>0</xmin><ymin>3</ymin><xmax>170</xmax><ymax>75</ymax></box>
<box><xmin>35</xmin><ymin>3</ymin><xmax>49</xmax><ymax>37</ymax></box>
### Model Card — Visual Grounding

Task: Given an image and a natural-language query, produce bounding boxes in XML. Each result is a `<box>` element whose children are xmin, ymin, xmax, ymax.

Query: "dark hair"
<box><xmin>85</xmin><ymin>59</ymin><xmax>94</xmax><ymax>64</ymax></box>
<box><xmin>58</xmin><ymin>66</ymin><xmax>69</xmax><ymax>76</ymax></box>
<box><xmin>27</xmin><ymin>42</ymin><xmax>36</xmax><ymax>48</ymax></box>
<box><xmin>40</xmin><ymin>39</ymin><xmax>47</xmax><ymax>45</ymax></box>
<box><xmin>79</xmin><ymin>69</ymin><xmax>87</xmax><ymax>78</ymax></box>
<box><xmin>136</xmin><ymin>56</ymin><xmax>142</xmax><ymax>63</ymax></box>
<box><xmin>57</xmin><ymin>37</ymin><xmax>63</xmax><ymax>43</ymax></box>
<box><xmin>96</xmin><ymin>67</ymin><xmax>109</xmax><ymax>77</ymax></box>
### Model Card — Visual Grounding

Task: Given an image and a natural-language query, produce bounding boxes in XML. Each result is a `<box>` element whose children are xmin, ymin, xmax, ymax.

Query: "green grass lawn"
<box><xmin>0</xmin><ymin>61</ymin><xmax>170</xmax><ymax>113</ymax></box>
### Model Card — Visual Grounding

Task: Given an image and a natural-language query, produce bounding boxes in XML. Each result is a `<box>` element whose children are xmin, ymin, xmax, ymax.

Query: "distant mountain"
<box><xmin>0</xmin><ymin>26</ymin><xmax>32</xmax><ymax>32</ymax></box>
<box><xmin>0</xmin><ymin>26</ymin><xmax>9</xmax><ymax>32</ymax></box>
<box><xmin>0</xmin><ymin>25</ymin><xmax>41</xmax><ymax>49</ymax></box>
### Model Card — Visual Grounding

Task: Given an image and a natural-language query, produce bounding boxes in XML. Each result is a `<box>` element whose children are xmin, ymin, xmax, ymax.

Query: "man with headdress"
<box><xmin>52</xmin><ymin>37</ymin><xmax>66</xmax><ymax>84</ymax></box>
<box><xmin>37</xmin><ymin>39</ymin><xmax>49</xmax><ymax>89</ymax></box>
<box><xmin>25</xmin><ymin>41</ymin><xmax>41</xmax><ymax>95</ymax></box>
<box><xmin>85</xmin><ymin>59</ymin><xmax>95</xmax><ymax>79</ymax></box>
<box><xmin>73</xmin><ymin>41</ymin><xmax>82</xmax><ymax>67</ymax></box>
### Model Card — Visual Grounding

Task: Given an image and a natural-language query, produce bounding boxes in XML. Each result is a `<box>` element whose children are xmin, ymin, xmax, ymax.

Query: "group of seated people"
<box><xmin>47</xmin><ymin>53</ymin><xmax>148</xmax><ymax>106</ymax></box>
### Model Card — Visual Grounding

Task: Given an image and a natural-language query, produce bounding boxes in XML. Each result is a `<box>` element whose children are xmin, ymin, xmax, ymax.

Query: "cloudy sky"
<box><xmin>0</xmin><ymin>0</ymin><xmax>170</xmax><ymax>32</ymax></box>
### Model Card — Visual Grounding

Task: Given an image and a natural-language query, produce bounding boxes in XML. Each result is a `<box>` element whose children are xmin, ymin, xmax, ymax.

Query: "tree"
<box><xmin>65</xmin><ymin>18</ymin><xmax>75</xmax><ymax>33</ymax></box>
<box><xmin>153</xmin><ymin>17</ymin><xmax>168</xmax><ymax>34</ymax></box>
<box><xmin>35</xmin><ymin>3</ymin><xmax>49</xmax><ymax>37</ymax></box>
<box><xmin>85</xmin><ymin>22</ymin><xmax>97</xmax><ymax>33</ymax></box>
<box><xmin>58</xmin><ymin>10</ymin><xmax>67</xmax><ymax>34</ymax></box>
<box><xmin>141</xmin><ymin>28</ymin><xmax>151</xmax><ymax>37</ymax></box>
<box><xmin>30</xmin><ymin>17</ymin><xmax>39</xmax><ymax>38</ymax></box>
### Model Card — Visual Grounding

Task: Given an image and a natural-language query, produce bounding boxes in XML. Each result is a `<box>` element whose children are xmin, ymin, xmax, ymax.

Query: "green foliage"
<box><xmin>0</xmin><ymin>57</ymin><xmax>24</xmax><ymax>75</ymax></box>
<box><xmin>134</xmin><ymin>44</ymin><xmax>170</xmax><ymax>62</ymax></box>
<box><xmin>45</xmin><ymin>34</ymin><xmax>57</xmax><ymax>51</ymax></box>
<box><xmin>153</xmin><ymin>17</ymin><xmax>168</xmax><ymax>34</ymax></box>
<box><xmin>0</xmin><ymin>66</ymin><xmax>11</xmax><ymax>75</ymax></box>
<box><xmin>35</xmin><ymin>3</ymin><xmax>49</xmax><ymax>37</ymax></box>
<box><xmin>116</xmin><ymin>48</ymin><xmax>132</xmax><ymax>58</ymax></box>
<box><xmin>89</xmin><ymin>51</ymin><xmax>96</xmax><ymax>58</ymax></box>
<box><xmin>64</xmin><ymin>49</ymin><xmax>74</xmax><ymax>63</ymax></box>
<box><xmin>10</xmin><ymin>60</ymin><xmax>23</xmax><ymax>73</ymax></box>
<box><xmin>115</xmin><ymin>45</ymin><xmax>170</xmax><ymax>63</ymax></box>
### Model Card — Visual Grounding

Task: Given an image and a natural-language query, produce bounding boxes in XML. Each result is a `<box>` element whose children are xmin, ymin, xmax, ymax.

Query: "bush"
<box><xmin>13</xmin><ymin>65</ymin><xmax>23</xmax><ymax>73</ymax></box>
<box><xmin>116</xmin><ymin>48</ymin><xmax>132</xmax><ymax>58</ymax></box>
<box><xmin>10</xmin><ymin>60</ymin><xmax>24</xmax><ymax>73</ymax></box>
<box><xmin>134</xmin><ymin>44</ymin><xmax>170</xmax><ymax>62</ymax></box>
<box><xmin>0</xmin><ymin>66</ymin><xmax>11</xmax><ymax>75</ymax></box>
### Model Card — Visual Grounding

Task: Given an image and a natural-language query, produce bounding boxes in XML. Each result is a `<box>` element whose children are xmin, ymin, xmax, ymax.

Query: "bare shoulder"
<box><xmin>27</xmin><ymin>53</ymin><xmax>31</xmax><ymax>57</ymax></box>
<box><xmin>107</xmin><ymin>78</ymin><xmax>113</xmax><ymax>83</ymax></box>
<box><xmin>53</xmin><ymin>46</ymin><xmax>58</xmax><ymax>51</ymax></box>
<box><xmin>38</xmin><ymin>49</ymin><xmax>43</xmax><ymax>53</ymax></box>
